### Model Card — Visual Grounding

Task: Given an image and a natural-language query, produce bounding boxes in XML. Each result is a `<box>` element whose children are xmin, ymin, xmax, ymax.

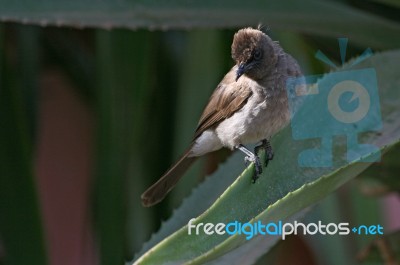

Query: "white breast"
<box><xmin>215</xmin><ymin>78</ymin><xmax>289</xmax><ymax>149</ymax></box>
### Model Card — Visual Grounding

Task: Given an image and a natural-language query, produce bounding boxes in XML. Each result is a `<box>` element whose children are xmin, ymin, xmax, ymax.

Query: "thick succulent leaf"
<box><xmin>0</xmin><ymin>25</ymin><xmax>47</xmax><ymax>265</ymax></box>
<box><xmin>131</xmin><ymin>50</ymin><xmax>400</xmax><ymax>265</ymax></box>
<box><xmin>0</xmin><ymin>0</ymin><xmax>400</xmax><ymax>49</ymax></box>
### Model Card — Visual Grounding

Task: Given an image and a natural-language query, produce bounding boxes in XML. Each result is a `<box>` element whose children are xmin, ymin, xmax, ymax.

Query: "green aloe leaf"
<box><xmin>0</xmin><ymin>0</ymin><xmax>399</xmax><ymax>49</ymax></box>
<box><xmin>131</xmin><ymin>50</ymin><xmax>400</xmax><ymax>265</ymax></box>
<box><xmin>0</xmin><ymin>25</ymin><xmax>47</xmax><ymax>265</ymax></box>
<box><xmin>94</xmin><ymin>29</ymin><xmax>159</xmax><ymax>264</ymax></box>
<box><xmin>369</xmin><ymin>0</ymin><xmax>400</xmax><ymax>9</ymax></box>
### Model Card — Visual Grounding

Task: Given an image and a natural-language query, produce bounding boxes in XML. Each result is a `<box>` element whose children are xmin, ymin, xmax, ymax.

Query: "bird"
<box><xmin>141</xmin><ymin>27</ymin><xmax>303</xmax><ymax>207</ymax></box>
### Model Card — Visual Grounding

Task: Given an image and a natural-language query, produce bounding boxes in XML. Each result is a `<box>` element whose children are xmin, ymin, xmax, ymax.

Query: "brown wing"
<box><xmin>194</xmin><ymin>79</ymin><xmax>253</xmax><ymax>139</ymax></box>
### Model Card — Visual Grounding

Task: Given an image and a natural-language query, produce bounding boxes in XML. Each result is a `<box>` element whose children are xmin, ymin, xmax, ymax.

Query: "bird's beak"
<box><xmin>236</xmin><ymin>63</ymin><xmax>246</xmax><ymax>81</ymax></box>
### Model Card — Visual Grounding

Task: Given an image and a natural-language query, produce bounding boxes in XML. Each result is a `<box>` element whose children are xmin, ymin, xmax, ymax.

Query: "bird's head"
<box><xmin>231</xmin><ymin>27</ymin><xmax>277</xmax><ymax>81</ymax></box>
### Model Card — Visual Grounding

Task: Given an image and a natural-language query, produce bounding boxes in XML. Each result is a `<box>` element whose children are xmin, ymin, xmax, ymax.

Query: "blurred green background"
<box><xmin>0</xmin><ymin>1</ymin><xmax>400</xmax><ymax>265</ymax></box>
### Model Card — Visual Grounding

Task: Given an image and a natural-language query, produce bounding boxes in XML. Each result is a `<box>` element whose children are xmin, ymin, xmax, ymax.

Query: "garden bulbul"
<box><xmin>142</xmin><ymin>27</ymin><xmax>303</xmax><ymax>207</ymax></box>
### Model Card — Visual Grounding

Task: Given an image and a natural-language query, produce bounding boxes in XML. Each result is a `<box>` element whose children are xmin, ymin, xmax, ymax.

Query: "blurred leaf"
<box><xmin>16</xmin><ymin>25</ymin><xmax>40</xmax><ymax>139</ymax></box>
<box><xmin>94</xmin><ymin>29</ymin><xmax>158</xmax><ymax>264</ymax></box>
<box><xmin>132</xmin><ymin>50</ymin><xmax>400</xmax><ymax>264</ymax></box>
<box><xmin>272</xmin><ymin>31</ymin><xmax>316</xmax><ymax>75</ymax></box>
<box><xmin>42</xmin><ymin>28</ymin><xmax>95</xmax><ymax>105</ymax></box>
<box><xmin>302</xmin><ymin>192</ymin><xmax>355</xmax><ymax>265</ymax></box>
<box><xmin>169</xmin><ymin>30</ymin><xmax>226</xmax><ymax>207</ymax></box>
<box><xmin>0</xmin><ymin>0</ymin><xmax>399</xmax><ymax>49</ymax></box>
<box><xmin>253</xmin><ymin>234</ymin><xmax>317</xmax><ymax>265</ymax></box>
<box><xmin>0</xmin><ymin>25</ymin><xmax>47</xmax><ymax>265</ymax></box>
<box><xmin>348</xmin><ymin>185</ymin><xmax>382</xmax><ymax>252</ymax></box>
<box><xmin>358</xmin><ymin>144</ymin><xmax>400</xmax><ymax>196</ymax></box>
<box><xmin>358</xmin><ymin>230</ymin><xmax>400</xmax><ymax>264</ymax></box>
<box><xmin>369</xmin><ymin>0</ymin><xmax>400</xmax><ymax>8</ymax></box>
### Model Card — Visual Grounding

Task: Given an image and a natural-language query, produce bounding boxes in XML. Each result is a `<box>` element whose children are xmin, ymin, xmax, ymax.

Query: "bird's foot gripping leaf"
<box><xmin>238</xmin><ymin>144</ymin><xmax>263</xmax><ymax>183</ymax></box>
<box><xmin>255</xmin><ymin>139</ymin><xmax>274</xmax><ymax>167</ymax></box>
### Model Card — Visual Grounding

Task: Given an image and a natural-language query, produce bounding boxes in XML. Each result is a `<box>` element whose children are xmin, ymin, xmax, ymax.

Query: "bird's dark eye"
<box><xmin>253</xmin><ymin>49</ymin><xmax>262</xmax><ymax>60</ymax></box>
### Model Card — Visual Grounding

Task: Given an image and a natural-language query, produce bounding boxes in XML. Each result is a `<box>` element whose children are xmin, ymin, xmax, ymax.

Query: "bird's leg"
<box><xmin>237</xmin><ymin>144</ymin><xmax>262</xmax><ymax>183</ymax></box>
<box><xmin>254</xmin><ymin>139</ymin><xmax>274</xmax><ymax>167</ymax></box>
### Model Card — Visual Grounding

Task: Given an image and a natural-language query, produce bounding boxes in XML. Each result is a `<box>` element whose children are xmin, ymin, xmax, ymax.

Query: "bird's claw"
<box><xmin>237</xmin><ymin>144</ymin><xmax>264</xmax><ymax>184</ymax></box>
<box><xmin>264</xmin><ymin>149</ymin><xmax>274</xmax><ymax>167</ymax></box>
<box><xmin>243</xmin><ymin>155</ymin><xmax>262</xmax><ymax>182</ymax></box>
<box><xmin>255</xmin><ymin>139</ymin><xmax>274</xmax><ymax>167</ymax></box>
<box><xmin>252</xmin><ymin>156</ymin><xmax>262</xmax><ymax>183</ymax></box>
<box><xmin>244</xmin><ymin>156</ymin><xmax>251</xmax><ymax>166</ymax></box>
<box><xmin>267</xmin><ymin>149</ymin><xmax>274</xmax><ymax>161</ymax></box>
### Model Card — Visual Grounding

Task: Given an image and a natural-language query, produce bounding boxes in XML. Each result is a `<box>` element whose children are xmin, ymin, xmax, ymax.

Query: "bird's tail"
<box><xmin>141</xmin><ymin>149</ymin><xmax>197</xmax><ymax>207</ymax></box>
